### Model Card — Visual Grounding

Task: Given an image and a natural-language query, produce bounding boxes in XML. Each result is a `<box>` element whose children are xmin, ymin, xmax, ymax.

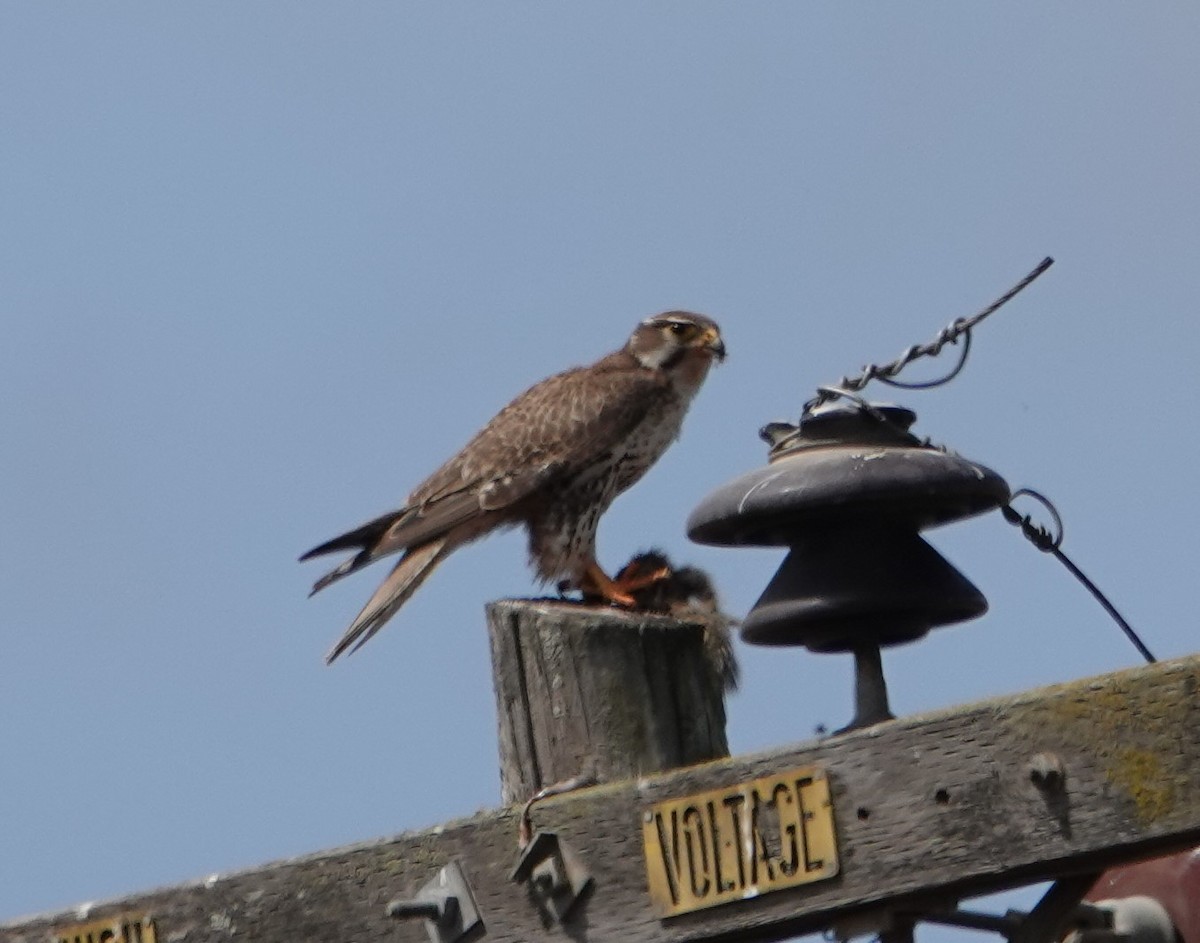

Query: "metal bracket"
<box><xmin>511</xmin><ymin>830</ymin><xmax>593</xmax><ymax>924</ymax></box>
<box><xmin>387</xmin><ymin>860</ymin><xmax>483</xmax><ymax>943</ymax></box>
<box><xmin>856</xmin><ymin>873</ymin><xmax>1107</xmax><ymax>943</ymax></box>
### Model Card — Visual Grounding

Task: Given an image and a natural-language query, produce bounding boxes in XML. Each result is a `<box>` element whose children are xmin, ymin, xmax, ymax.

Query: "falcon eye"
<box><xmin>665</xmin><ymin>321</ymin><xmax>692</xmax><ymax>337</ymax></box>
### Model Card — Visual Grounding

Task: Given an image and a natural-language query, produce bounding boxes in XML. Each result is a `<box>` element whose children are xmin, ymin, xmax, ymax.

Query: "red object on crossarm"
<box><xmin>1088</xmin><ymin>847</ymin><xmax>1200</xmax><ymax>942</ymax></box>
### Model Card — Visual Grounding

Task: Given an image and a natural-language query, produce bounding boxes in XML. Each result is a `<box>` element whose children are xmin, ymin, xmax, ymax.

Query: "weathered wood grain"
<box><xmin>487</xmin><ymin>599</ymin><xmax>730</xmax><ymax>804</ymax></box>
<box><xmin>6</xmin><ymin>652</ymin><xmax>1200</xmax><ymax>943</ymax></box>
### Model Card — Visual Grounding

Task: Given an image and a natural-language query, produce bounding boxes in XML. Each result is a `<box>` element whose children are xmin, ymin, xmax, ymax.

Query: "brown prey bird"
<box><xmin>302</xmin><ymin>312</ymin><xmax>726</xmax><ymax>663</ymax></box>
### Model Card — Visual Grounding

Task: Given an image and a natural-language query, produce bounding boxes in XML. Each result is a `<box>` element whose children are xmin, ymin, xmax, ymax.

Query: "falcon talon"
<box><xmin>612</xmin><ymin>558</ymin><xmax>673</xmax><ymax>595</ymax></box>
<box><xmin>623</xmin><ymin>565</ymin><xmax>672</xmax><ymax>591</ymax></box>
<box><xmin>302</xmin><ymin>312</ymin><xmax>725</xmax><ymax>663</ymax></box>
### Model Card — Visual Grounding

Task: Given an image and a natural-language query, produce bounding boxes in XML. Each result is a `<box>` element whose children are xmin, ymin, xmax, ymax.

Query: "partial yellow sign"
<box><xmin>52</xmin><ymin>913</ymin><xmax>156</xmax><ymax>943</ymax></box>
<box><xmin>642</xmin><ymin>765</ymin><xmax>838</xmax><ymax>917</ymax></box>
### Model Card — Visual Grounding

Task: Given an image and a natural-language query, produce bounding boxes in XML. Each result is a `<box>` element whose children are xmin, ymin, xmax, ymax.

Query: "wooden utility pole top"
<box><xmin>7</xmin><ymin>633</ymin><xmax>1200</xmax><ymax>943</ymax></box>
<box><xmin>487</xmin><ymin>599</ymin><xmax>729</xmax><ymax>804</ymax></box>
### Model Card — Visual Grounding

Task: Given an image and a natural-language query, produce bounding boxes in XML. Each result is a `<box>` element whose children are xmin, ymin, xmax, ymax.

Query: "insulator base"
<box><xmin>741</xmin><ymin>525</ymin><xmax>987</xmax><ymax>652</ymax></box>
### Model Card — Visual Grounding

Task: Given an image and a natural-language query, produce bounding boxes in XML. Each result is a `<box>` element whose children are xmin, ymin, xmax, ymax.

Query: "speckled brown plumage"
<box><xmin>302</xmin><ymin>312</ymin><xmax>725</xmax><ymax>663</ymax></box>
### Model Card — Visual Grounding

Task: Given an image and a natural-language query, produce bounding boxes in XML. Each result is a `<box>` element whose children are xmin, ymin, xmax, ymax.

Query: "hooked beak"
<box><xmin>702</xmin><ymin>328</ymin><xmax>726</xmax><ymax>362</ymax></box>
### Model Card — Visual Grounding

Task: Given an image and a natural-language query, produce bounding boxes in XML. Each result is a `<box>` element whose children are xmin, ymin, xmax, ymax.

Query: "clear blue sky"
<box><xmin>2</xmin><ymin>3</ymin><xmax>1197</xmax><ymax>934</ymax></box>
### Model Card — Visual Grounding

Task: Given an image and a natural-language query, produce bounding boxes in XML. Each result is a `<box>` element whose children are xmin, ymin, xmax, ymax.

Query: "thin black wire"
<box><xmin>802</xmin><ymin>256</ymin><xmax>1054</xmax><ymax>416</ymax></box>
<box><xmin>1002</xmin><ymin>489</ymin><xmax>1156</xmax><ymax>664</ymax></box>
<box><xmin>1051</xmin><ymin>549</ymin><xmax>1157</xmax><ymax>664</ymax></box>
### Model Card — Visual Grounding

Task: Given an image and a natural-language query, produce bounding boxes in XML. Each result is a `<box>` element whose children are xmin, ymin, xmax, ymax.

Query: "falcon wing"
<box><xmin>302</xmin><ymin>360</ymin><xmax>666</xmax><ymax>592</ymax></box>
<box><xmin>413</xmin><ymin>361</ymin><xmax>668</xmax><ymax>510</ymax></box>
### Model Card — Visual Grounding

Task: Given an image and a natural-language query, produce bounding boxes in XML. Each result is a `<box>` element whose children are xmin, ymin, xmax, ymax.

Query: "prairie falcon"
<box><xmin>302</xmin><ymin>311</ymin><xmax>726</xmax><ymax>663</ymax></box>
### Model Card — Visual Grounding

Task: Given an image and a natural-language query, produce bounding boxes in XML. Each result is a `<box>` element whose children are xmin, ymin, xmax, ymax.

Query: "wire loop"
<box><xmin>1002</xmin><ymin>487</ymin><xmax>1064</xmax><ymax>551</ymax></box>
<box><xmin>877</xmin><ymin>328</ymin><xmax>973</xmax><ymax>390</ymax></box>
<box><xmin>1001</xmin><ymin>489</ymin><xmax>1156</xmax><ymax>664</ymax></box>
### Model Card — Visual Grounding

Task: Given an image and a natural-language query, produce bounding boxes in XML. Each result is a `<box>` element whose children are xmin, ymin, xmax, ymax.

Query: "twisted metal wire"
<box><xmin>1002</xmin><ymin>489</ymin><xmax>1156</xmax><ymax>664</ymax></box>
<box><xmin>802</xmin><ymin>256</ymin><xmax>1054</xmax><ymax>416</ymax></box>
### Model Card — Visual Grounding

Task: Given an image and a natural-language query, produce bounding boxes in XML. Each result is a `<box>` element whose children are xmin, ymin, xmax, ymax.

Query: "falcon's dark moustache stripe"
<box><xmin>657</xmin><ymin>347</ymin><xmax>687</xmax><ymax>371</ymax></box>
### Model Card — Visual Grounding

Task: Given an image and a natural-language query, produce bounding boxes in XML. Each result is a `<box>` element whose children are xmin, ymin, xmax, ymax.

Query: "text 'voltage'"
<box><xmin>642</xmin><ymin>766</ymin><xmax>838</xmax><ymax>916</ymax></box>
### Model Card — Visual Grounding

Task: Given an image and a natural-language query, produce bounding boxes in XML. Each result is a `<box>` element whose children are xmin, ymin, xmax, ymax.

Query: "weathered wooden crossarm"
<box><xmin>7</xmin><ymin>654</ymin><xmax>1199</xmax><ymax>943</ymax></box>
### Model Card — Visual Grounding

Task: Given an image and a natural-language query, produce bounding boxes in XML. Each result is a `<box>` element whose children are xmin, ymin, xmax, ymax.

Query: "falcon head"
<box><xmin>627</xmin><ymin>311</ymin><xmax>726</xmax><ymax>373</ymax></box>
